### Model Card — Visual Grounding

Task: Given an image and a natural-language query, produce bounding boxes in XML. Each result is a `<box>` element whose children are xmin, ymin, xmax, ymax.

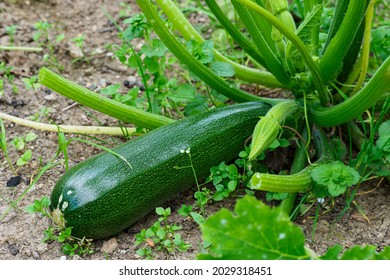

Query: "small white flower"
<box><xmin>317</xmin><ymin>198</ymin><xmax>325</xmax><ymax>204</ymax></box>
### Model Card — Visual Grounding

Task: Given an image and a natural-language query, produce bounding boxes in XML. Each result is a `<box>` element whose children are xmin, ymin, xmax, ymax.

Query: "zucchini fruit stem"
<box><xmin>279</xmin><ymin>127</ymin><xmax>310</xmax><ymax>216</ymax></box>
<box><xmin>250</xmin><ymin>167</ymin><xmax>312</xmax><ymax>193</ymax></box>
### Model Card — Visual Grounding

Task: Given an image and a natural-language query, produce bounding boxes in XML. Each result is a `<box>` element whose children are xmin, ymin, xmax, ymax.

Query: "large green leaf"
<box><xmin>321</xmin><ymin>245</ymin><xmax>390</xmax><ymax>260</ymax></box>
<box><xmin>198</xmin><ymin>196</ymin><xmax>311</xmax><ymax>260</ymax></box>
<box><xmin>198</xmin><ymin>196</ymin><xmax>390</xmax><ymax>260</ymax></box>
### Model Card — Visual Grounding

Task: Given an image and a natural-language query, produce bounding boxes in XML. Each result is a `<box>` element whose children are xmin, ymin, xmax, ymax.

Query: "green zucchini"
<box><xmin>50</xmin><ymin>102</ymin><xmax>270</xmax><ymax>239</ymax></box>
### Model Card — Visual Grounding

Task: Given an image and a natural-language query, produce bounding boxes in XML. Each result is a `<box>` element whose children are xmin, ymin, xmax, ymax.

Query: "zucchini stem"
<box><xmin>309</xmin><ymin>55</ymin><xmax>390</xmax><ymax>127</ymax></box>
<box><xmin>137</xmin><ymin>0</ymin><xmax>286</xmax><ymax>105</ymax></box>
<box><xmin>250</xmin><ymin>167</ymin><xmax>312</xmax><ymax>193</ymax></box>
<box><xmin>351</xmin><ymin>0</ymin><xmax>376</xmax><ymax>95</ymax></box>
<box><xmin>155</xmin><ymin>0</ymin><xmax>285</xmax><ymax>88</ymax></box>
<box><xmin>279</xmin><ymin>127</ymin><xmax>309</xmax><ymax>216</ymax></box>
<box><xmin>38</xmin><ymin>67</ymin><xmax>174</xmax><ymax>129</ymax></box>
<box><xmin>233</xmin><ymin>0</ymin><xmax>328</xmax><ymax>105</ymax></box>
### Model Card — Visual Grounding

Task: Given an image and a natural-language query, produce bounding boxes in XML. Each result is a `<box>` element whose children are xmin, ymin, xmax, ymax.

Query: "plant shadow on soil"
<box><xmin>0</xmin><ymin>0</ymin><xmax>389</xmax><ymax>260</ymax></box>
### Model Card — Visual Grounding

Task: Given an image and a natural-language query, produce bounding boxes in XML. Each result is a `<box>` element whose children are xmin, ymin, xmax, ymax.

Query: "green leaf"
<box><xmin>190</xmin><ymin>212</ymin><xmax>205</xmax><ymax>225</ymax></box>
<box><xmin>226</xmin><ymin>164</ymin><xmax>238</xmax><ymax>177</ymax></box>
<box><xmin>320</xmin><ymin>245</ymin><xmax>343</xmax><ymax>260</ymax></box>
<box><xmin>17</xmin><ymin>149</ymin><xmax>32</xmax><ymax>166</ymax></box>
<box><xmin>12</xmin><ymin>136</ymin><xmax>25</xmax><ymax>151</ymax></box>
<box><xmin>186</xmin><ymin>40</ymin><xmax>214</xmax><ymax>64</ymax></box>
<box><xmin>99</xmin><ymin>84</ymin><xmax>120</xmax><ymax>96</ymax></box>
<box><xmin>377</xmin><ymin>120</ymin><xmax>390</xmax><ymax>152</ymax></box>
<box><xmin>25</xmin><ymin>132</ymin><xmax>38</xmax><ymax>142</ymax></box>
<box><xmin>170</xmin><ymin>83</ymin><xmax>196</xmax><ymax>101</ymax></box>
<box><xmin>210</xmin><ymin>62</ymin><xmax>235</xmax><ymax>77</ymax></box>
<box><xmin>155</xmin><ymin>207</ymin><xmax>165</xmax><ymax>216</ymax></box>
<box><xmin>212</xmin><ymin>176</ymin><xmax>222</xmax><ymax>185</ymax></box>
<box><xmin>278</xmin><ymin>138</ymin><xmax>290</xmax><ymax>148</ymax></box>
<box><xmin>178</xmin><ymin>204</ymin><xmax>193</xmax><ymax>217</ymax></box>
<box><xmin>310</xmin><ymin>161</ymin><xmax>360</xmax><ymax>197</ymax></box>
<box><xmin>183</xmin><ymin>94</ymin><xmax>209</xmax><ymax>116</ymax></box>
<box><xmin>371</xmin><ymin>26</ymin><xmax>390</xmax><ymax>62</ymax></box>
<box><xmin>331</xmin><ymin>138</ymin><xmax>347</xmax><ymax>160</ymax></box>
<box><xmin>141</xmin><ymin>39</ymin><xmax>168</xmax><ymax>57</ymax></box>
<box><xmin>156</xmin><ymin>228</ymin><xmax>166</xmax><ymax>240</ymax></box>
<box><xmin>227</xmin><ymin>180</ymin><xmax>237</xmax><ymax>191</ymax></box>
<box><xmin>122</xmin><ymin>14</ymin><xmax>148</xmax><ymax>42</ymax></box>
<box><xmin>25</xmin><ymin>204</ymin><xmax>36</xmax><ymax>214</ymax></box>
<box><xmin>321</xmin><ymin>245</ymin><xmax>390</xmax><ymax>260</ymax></box>
<box><xmin>198</xmin><ymin>196</ymin><xmax>310</xmax><ymax>260</ymax></box>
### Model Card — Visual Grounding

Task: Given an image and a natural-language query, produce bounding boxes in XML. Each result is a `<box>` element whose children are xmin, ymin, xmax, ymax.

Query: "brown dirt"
<box><xmin>0</xmin><ymin>0</ymin><xmax>389</xmax><ymax>260</ymax></box>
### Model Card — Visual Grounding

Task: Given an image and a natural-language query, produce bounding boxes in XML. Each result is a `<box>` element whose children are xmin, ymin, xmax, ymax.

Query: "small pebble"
<box><xmin>11</xmin><ymin>99</ymin><xmax>26</xmax><ymax>108</ymax></box>
<box><xmin>68</xmin><ymin>42</ymin><xmax>84</xmax><ymax>59</ymax></box>
<box><xmin>36</xmin><ymin>243</ymin><xmax>48</xmax><ymax>254</ymax></box>
<box><xmin>8</xmin><ymin>244</ymin><xmax>19</xmax><ymax>256</ymax></box>
<box><xmin>72</xmin><ymin>254</ymin><xmax>82</xmax><ymax>260</ymax></box>
<box><xmin>6</xmin><ymin>176</ymin><xmax>22</xmax><ymax>187</ymax></box>
<box><xmin>43</xmin><ymin>93</ymin><xmax>57</xmax><ymax>101</ymax></box>
<box><xmin>101</xmin><ymin>237</ymin><xmax>118</xmax><ymax>254</ymax></box>
<box><xmin>31</xmin><ymin>250</ymin><xmax>40</xmax><ymax>260</ymax></box>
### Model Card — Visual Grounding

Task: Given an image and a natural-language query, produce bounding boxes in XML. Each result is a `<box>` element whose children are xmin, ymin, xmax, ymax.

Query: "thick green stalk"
<box><xmin>38</xmin><ymin>68</ymin><xmax>174</xmax><ymax>129</ymax></box>
<box><xmin>205</xmin><ymin>0</ymin><xmax>266</xmax><ymax>66</ymax></box>
<box><xmin>334</xmin><ymin>0</ymin><xmax>368</xmax><ymax>85</ymax></box>
<box><xmin>231</xmin><ymin>0</ymin><xmax>292</xmax><ymax>86</ymax></box>
<box><xmin>268</xmin><ymin>0</ymin><xmax>296</xmax><ymax>57</ymax></box>
<box><xmin>155</xmin><ymin>0</ymin><xmax>284</xmax><ymax>88</ymax></box>
<box><xmin>351</xmin><ymin>0</ymin><xmax>376</xmax><ymax>95</ymax></box>
<box><xmin>309</xmin><ymin>56</ymin><xmax>390</xmax><ymax>127</ymax></box>
<box><xmin>319</xmin><ymin>0</ymin><xmax>367</xmax><ymax>83</ymax></box>
<box><xmin>323</xmin><ymin>0</ymin><xmax>349</xmax><ymax>51</ymax></box>
<box><xmin>310</xmin><ymin>0</ymin><xmax>322</xmax><ymax>56</ymax></box>
<box><xmin>250</xmin><ymin>167</ymin><xmax>312</xmax><ymax>193</ymax></box>
<box><xmin>234</xmin><ymin>0</ymin><xmax>328</xmax><ymax>105</ymax></box>
<box><xmin>137</xmin><ymin>0</ymin><xmax>285</xmax><ymax>105</ymax></box>
<box><xmin>279</xmin><ymin>128</ymin><xmax>309</xmax><ymax>215</ymax></box>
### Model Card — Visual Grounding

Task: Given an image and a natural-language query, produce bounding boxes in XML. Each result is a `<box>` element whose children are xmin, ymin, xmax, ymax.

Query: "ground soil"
<box><xmin>0</xmin><ymin>0</ymin><xmax>389</xmax><ymax>260</ymax></box>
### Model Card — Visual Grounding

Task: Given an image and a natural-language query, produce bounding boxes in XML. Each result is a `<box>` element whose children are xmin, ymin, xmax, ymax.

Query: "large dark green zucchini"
<box><xmin>50</xmin><ymin>102</ymin><xmax>270</xmax><ymax>239</ymax></box>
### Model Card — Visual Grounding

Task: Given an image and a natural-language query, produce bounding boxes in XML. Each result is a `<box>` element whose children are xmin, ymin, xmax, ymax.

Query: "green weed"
<box><xmin>135</xmin><ymin>207</ymin><xmax>191</xmax><ymax>259</ymax></box>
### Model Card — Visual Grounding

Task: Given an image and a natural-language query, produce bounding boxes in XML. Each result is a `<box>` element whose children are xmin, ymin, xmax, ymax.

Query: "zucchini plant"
<box><xmin>4</xmin><ymin>0</ymin><xmax>389</xmax><ymax>259</ymax></box>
